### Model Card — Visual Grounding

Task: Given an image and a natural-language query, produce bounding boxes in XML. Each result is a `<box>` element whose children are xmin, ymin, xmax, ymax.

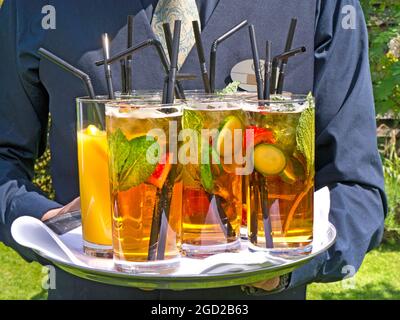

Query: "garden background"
<box><xmin>0</xmin><ymin>0</ymin><xmax>399</xmax><ymax>300</ymax></box>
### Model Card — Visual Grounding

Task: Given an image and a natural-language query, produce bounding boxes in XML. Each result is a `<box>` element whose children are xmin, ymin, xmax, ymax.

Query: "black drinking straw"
<box><xmin>248</xmin><ymin>179</ymin><xmax>258</xmax><ymax>244</ymax></box>
<box><xmin>276</xmin><ymin>18</ymin><xmax>298</xmax><ymax>94</ymax></box>
<box><xmin>162</xmin><ymin>77</ymin><xmax>169</xmax><ymax>105</ymax></box>
<box><xmin>163</xmin><ymin>22</ymin><xmax>186</xmax><ymax>100</ymax></box>
<box><xmin>210</xmin><ymin>20</ymin><xmax>248</xmax><ymax>93</ymax></box>
<box><xmin>156</xmin><ymin>179</ymin><xmax>175</xmax><ymax>260</ymax></box>
<box><xmin>95</xmin><ymin>39</ymin><xmax>184</xmax><ymax>99</ymax></box>
<box><xmin>38</xmin><ymin>48</ymin><xmax>105</xmax><ymax>130</ymax></box>
<box><xmin>162</xmin><ymin>23</ymin><xmax>173</xmax><ymax>59</ymax></box>
<box><xmin>214</xmin><ymin>195</ymin><xmax>235</xmax><ymax>238</ymax></box>
<box><xmin>162</xmin><ymin>22</ymin><xmax>173</xmax><ymax>104</ymax></box>
<box><xmin>270</xmin><ymin>46</ymin><xmax>306</xmax><ymax>94</ymax></box>
<box><xmin>264</xmin><ymin>41</ymin><xmax>272</xmax><ymax>100</ymax></box>
<box><xmin>192</xmin><ymin>20</ymin><xmax>212</xmax><ymax>93</ymax></box>
<box><xmin>248</xmin><ymin>25</ymin><xmax>263</xmax><ymax>102</ymax></box>
<box><xmin>257</xmin><ymin>174</ymin><xmax>274</xmax><ymax>248</ymax></box>
<box><xmin>38</xmin><ymin>48</ymin><xmax>96</xmax><ymax>99</ymax></box>
<box><xmin>165</xmin><ymin>20</ymin><xmax>181</xmax><ymax>104</ymax></box>
<box><xmin>275</xmin><ymin>46</ymin><xmax>306</xmax><ymax>63</ymax></box>
<box><xmin>147</xmin><ymin>192</ymin><xmax>162</xmax><ymax>261</ymax></box>
<box><xmin>120</xmin><ymin>59</ymin><xmax>127</xmax><ymax>94</ymax></box>
<box><xmin>126</xmin><ymin>15</ymin><xmax>134</xmax><ymax>94</ymax></box>
<box><xmin>148</xmin><ymin>21</ymin><xmax>182</xmax><ymax>261</ymax></box>
<box><xmin>270</xmin><ymin>57</ymin><xmax>279</xmax><ymax>95</ymax></box>
<box><xmin>284</xmin><ymin>18</ymin><xmax>298</xmax><ymax>53</ymax></box>
<box><xmin>96</xmin><ymin>39</ymin><xmax>166</xmax><ymax>67</ymax></box>
<box><xmin>163</xmin><ymin>73</ymin><xmax>197</xmax><ymax>103</ymax></box>
<box><xmin>102</xmin><ymin>33</ymin><xmax>115</xmax><ymax>99</ymax></box>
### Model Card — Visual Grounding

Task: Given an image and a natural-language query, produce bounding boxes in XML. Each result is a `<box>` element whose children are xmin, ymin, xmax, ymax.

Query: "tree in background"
<box><xmin>33</xmin><ymin>119</ymin><xmax>55</xmax><ymax>200</ymax></box>
<box><xmin>361</xmin><ymin>0</ymin><xmax>400</xmax><ymax>116</ymax></box>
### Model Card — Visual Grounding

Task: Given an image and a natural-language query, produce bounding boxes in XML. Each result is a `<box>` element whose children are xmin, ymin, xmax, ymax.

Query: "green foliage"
<box><xmin>32</xmin><ymin>136</ymin><xmax>55</xmax><ymax>200</ymax></box>
<box><xmin>360</xmin><ymin>0</ymin><xmax>400</xmax><ymax>116</ymax></box>
<box><xmin>382</xmin><ymin>145</ymin><xmax>400</xmax><ymax>231</ymax></box>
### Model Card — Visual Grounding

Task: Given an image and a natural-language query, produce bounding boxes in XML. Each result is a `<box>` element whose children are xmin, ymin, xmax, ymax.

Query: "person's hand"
<box><xmin>250</xmin><ymin>276</ymin><xmax>280</xmax><ymax>291</ymax></box>
<box><xmin>41</xmin><ymin>197</ymin><xmax>81</xmax><ymax>222</ymax></box>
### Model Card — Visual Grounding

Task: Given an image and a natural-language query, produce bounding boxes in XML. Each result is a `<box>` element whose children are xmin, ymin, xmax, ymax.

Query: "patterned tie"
<box><xmin>151</xmin><ymin>0</ymin><xmax>201</xmax><ymax>67</ymax></box>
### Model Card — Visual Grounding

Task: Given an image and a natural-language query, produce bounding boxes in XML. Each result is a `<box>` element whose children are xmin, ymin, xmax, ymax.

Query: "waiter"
<box><xmin>0</xmin><ymin>0</ymin><xmax>386</xmax><ymax>300</ymax></box>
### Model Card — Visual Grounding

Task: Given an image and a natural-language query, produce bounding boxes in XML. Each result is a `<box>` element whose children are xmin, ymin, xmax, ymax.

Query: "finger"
<box><xmin>41</xmin><ymin>207</ymin><xmax>62</xmax><ymax>221</ymax></box>
<box><xmin>60</xmin><ymin>197</ymin><xmax>81</xmax><ymax>214</ymax></box>
<box><xmin>69</xmin><ymin>197</ymin><xmax>81</xmax><ymax>211</ymax></box>
<box><xmin>251</xmin><ymin>277</ymin><xmax>280</xmax><ymax>291</ymax></box>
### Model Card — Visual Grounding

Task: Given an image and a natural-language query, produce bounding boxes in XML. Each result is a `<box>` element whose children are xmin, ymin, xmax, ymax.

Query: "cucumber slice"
<box><xmin>280</xmin><ymin>159</ymin><xmax>297</xmax><ymax>184</ymax></box>
<box><xmin>217</xmin><ymin>115</ymin><xmax>244</xmax><ymax>157</ymax></box>
<box><xmin>254</xmin><ymin>144</ymin><xmax>287</xmax><ymax>176</ymax></box>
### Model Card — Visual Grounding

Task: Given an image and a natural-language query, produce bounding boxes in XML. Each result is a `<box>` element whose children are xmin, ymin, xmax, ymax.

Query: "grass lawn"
<box><xmin>0</xmin><ymin>243</ymin><xmax>47</xmax><ymax>300</ymax></box>
<box><xmin>0</xmin><ymin>241</ymin><xmax>399</xmax><ymax>300</ymax></box>
<box><xmin>307</xmin><ymin>242</ymin><xmax>400</xmax><ymax>300</ymax></box>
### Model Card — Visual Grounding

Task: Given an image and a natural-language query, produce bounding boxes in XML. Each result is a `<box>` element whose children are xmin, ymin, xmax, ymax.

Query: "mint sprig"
<box><xmin>109</xmin><ymin>129</ymin><xmax>159</xmax><ymax>191</ymax></box>
<box><xmin>296</xmin><ymin>93</ymin><xmax>315</xmax><ymax>176</ymax></box>
<box><xmin>217</xmin><ymin>81</ymin><xmax>241</xmax><ymax>96</ymax></box>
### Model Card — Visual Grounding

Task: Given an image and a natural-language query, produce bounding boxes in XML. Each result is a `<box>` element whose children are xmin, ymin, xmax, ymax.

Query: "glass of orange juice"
<box><xmin>76</xmin><ymin>97</ymin><xmax>113</xmax><ymax>257</ymax></box>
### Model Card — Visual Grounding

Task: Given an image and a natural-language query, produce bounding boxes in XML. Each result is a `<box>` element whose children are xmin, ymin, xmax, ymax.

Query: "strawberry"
<box><xmin>244</xmin><ymin>126</ymin><xmax>275</xmax><ymax>150</ymax></box>
<box><xmin>146</xmin><ymin>153</ymin><xmax>172</xmax><ymax>189</ymax></box>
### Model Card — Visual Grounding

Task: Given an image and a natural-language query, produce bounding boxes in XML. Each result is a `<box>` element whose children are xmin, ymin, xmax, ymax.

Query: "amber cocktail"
<box><xmin>181</xmin><ymin>98</ymin><xmax>245</xmax><ymax>257</ymax></box>
<box><xmin>243</xmin><ymin>95</ymin><xmax>315</xmax><ymax>252</ymax></box>
<box><xmin>106</xmin><ymin>101</ymin><xmax>183</xmax><ymax>272</ymax></box>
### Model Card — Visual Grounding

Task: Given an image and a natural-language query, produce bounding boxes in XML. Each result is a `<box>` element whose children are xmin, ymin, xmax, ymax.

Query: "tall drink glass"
<box><xmin>184</xmin><ymin>90</ymin><xmax>256</xmax><ymax>238</ymax></box>
<box><xmin>181</xmin><ymin>98</ymin><xmax>245</xmax><ymax>257</ymax></box>
<box><xmin>106</xmin><ymin>101</ymin><xmax>183</xmax><ymax>272</ymax></box>
<box><xmin>243</xmin><ymin>95</ymin><xmax>315</xmax><ymax>252</ymax></box>
<box><xmin>76</xmin><ymin>97</ymin><xmax>113</xmax><ymax>257</ymax></box>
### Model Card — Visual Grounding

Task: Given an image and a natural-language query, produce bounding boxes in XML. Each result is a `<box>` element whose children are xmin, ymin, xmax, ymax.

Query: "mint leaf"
<box><xmin>217</xmin><ymin>81</ymin><xmax>241</xmax><ymax>95</ymax></box>
<box><xmin>182</xmin><ymin>109</ymin><xmax>204</xmax><ymax>133</ymax></box>
<box><xmin>108</xmin><ymin>128</ymin><xmax>131</xmax><ymax>183</ymax></box>
<box><xmin>109</xmin><ymin>129</ymin><xmax>159</xmax><ymax>191</ymax></box>
<box><xmin>296</xmin><ymin>94</ymin><xmax>315</xmax><ymax>176</ymax></box>
<box><xmin>200</xmin><ymin>144</ymin><xmax>215</xmax><ymax>193</ymax></box>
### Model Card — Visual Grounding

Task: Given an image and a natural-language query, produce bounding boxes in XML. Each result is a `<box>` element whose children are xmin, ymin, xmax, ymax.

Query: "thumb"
<box><xmin>59</xmin><ymin>197</ymin><xmax>81</xmax><ymax>215</ymax></box>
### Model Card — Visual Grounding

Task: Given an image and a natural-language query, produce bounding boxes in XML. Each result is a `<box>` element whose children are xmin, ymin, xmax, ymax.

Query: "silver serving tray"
<box><xmin>34</xmin><ymin>224</ymin><xmax>336</xmax><ymax>290</ymax></box>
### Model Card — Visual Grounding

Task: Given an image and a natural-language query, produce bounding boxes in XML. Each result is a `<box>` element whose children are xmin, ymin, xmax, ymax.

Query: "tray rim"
<box><xmin>34</xmin><ymin>223</ymin><xmax>336</xmax><ymax>290</ymax></box>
